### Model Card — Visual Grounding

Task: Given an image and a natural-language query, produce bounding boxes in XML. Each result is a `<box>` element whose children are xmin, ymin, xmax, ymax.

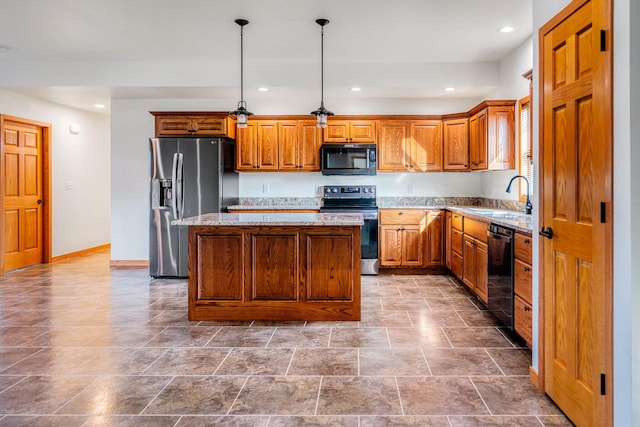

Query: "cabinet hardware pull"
<box><xmin>524</xmin><ymin>267</ymin><xmax>531</xmax><ymax>272</ymax></box>
<box><xmin>524</xmin><ymin>306</ymin><xmax>531</xmax><ymax>312</ymax></box>
<box><xmin>524</xmin><ymin>239</ymin><xmax>531</xmax><ymax>244</ymax></box>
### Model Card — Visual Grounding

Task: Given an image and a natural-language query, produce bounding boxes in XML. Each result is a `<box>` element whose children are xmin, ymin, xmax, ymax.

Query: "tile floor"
<box><xmin>0</xmin><ymin>251</ymin><xmax>573</xmax><ymax>426</ymax></box>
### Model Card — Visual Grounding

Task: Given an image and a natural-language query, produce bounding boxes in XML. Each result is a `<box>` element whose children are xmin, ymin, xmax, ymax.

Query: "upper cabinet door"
<box><xmin>469</xmin><ymin>110</ymin><xmax>488</xmax><ymax>170</ymax></box>
<box><xmin>324</xmin><ymin>121</ymin><xmax>350</xmax><ymax>142</ymax></box>
<box><xmin>236</xmin><ymin>123</ymin><xmax>257</xmax><ymax>171</ymax></box>
<box><xmin>349</xmin><ymin>121</ymin><xmax>376</xmax><ymax>143</ymax></box>
<box><xmin>256</xmin><ymin>121</ymin><xmax>279</xmax><ymax>170</ymax></box>
<box><xmin>377</xmin><ymin>121</ymin><xmax>410</xmax><ymax>171</ymax></box>
<box><xmin>442</xmin><ymin>118</ymin><xmax>469</xmax><ymax>171</ymax></box>
<box><xmin>487</xmin><ymin>105</ymin><xmax>515</xmax><ymax>170</ymax></box>
<box><xmin>297</xmin><ymin>120</ymin><xmax>322</xmax><ymax>171</ymax></box>
<box><xmin>277</xmin><ymin>121</ymin><xmax>299</xmax><ymax>171</ymax></box>
<box><xmin>411</xmin><ymin>120</ymin><xmax>442</xmax><ymax>172</ymax></box>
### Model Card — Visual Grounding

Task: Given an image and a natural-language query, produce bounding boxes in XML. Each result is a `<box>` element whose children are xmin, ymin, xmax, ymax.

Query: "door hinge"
<box><xmin>600</xmin><ymin>373</ymin><xmax>606</xmax><ymax>395</ymax></box>
<box><xmin>600</xmin><ymin>30</ymin><xmax>606</xmax><ymax>52</ymax></box>
<box><xmin>600</xmin><ymin>202</ymin><xmax>606</xmax><ymax>223</ymax></box>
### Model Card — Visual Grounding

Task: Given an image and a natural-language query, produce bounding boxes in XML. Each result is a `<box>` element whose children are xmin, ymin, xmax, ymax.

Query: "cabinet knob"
<box><xmin>524</xmin><ymin>267</ymin><xmax>531</xmax><ymax>272</ymax></box>
<box><xmin>524</xmin><ymin>306</ymin><xmax>531</xmax><ymax>312</ymax></box>
<box><xmin>398</xmin><ymin>212</ymin><xmax>403</xmax><ymax>215</ymax></box>
<box><xmin>524</xmin><ymin>239</ymin><xmax>531</xmax><ymax>244</ymax></box>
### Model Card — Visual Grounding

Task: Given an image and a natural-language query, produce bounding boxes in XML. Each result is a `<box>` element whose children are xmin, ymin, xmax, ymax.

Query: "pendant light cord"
<box><xmin>320</xmin><ymin>24</ymin><xmax>324</xmax><ymax>108</ymax></box>
<box><xmin>240</xmin><ymin>24</ymin><xmax>244</xmax><ymax>106</ymax></box>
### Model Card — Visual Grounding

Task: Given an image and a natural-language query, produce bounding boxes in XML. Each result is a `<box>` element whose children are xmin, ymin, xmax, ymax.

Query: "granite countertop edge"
<box><xmin>173</xmin><ymin>212</ymin><xmax>364</xmax><ymax>226</ymax></box>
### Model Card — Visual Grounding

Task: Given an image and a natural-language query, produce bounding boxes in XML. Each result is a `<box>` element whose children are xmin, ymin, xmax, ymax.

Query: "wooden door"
<box><xmin>256</xmin><ymin>121</ymin><xmax>278</xmax><ymax>170</ymax></box>
<box><xmin>540</xmin><ymin>0</ymin><xmax>612</xmax><ymax>425</ymax></box>
<box><xmin>377</xmin><ymin>121</ymin><xmax>409</xmax><ymax>171</ymax></box>
<box><xmin>426</xmin><ymin>210</ymin><xmax>444</xmax><ymax>266</ymax></box>
<box><xmin>297</xmin><ymin>120</ymin><xmax>322</xmax><ymax>171</ymax></box>
<box><xmin>411</xmin><ymin>120</ymin><xmax>442</xmax><ymax>171</ymax></box>
<box><xmin>1</xmin><ymin>119</ymin><xmax>43</xmax><ymax>272</ymax></box>
<box><xmin>442</xmin><ymin>118</ymin><xmax>469</xmax><ymax>171</ymax></box>
<box><xmin>236</xmin><ymin>123</ymin><xmax>257</xmax><ymax>170</ymax></box>
<box><xmin>277</xmin><ymin>121</ymin><xmax>299</xmax><ymax>171</ymax></box>
<box><xmin>401</xmin><ymin>225</ymin><xmax>425</xmax><ymax>267</ymax></box>
<box><xmin>379</xmin><ymin>225</ymin><xmax>402</xmax><ymax>267</ymax></box>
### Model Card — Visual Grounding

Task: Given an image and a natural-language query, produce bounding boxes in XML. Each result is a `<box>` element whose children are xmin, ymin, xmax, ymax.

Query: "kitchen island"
<box><xmin>174</xmin><ymin>212</ymin><xmax>363</xmax><ymax>321</ymax></box>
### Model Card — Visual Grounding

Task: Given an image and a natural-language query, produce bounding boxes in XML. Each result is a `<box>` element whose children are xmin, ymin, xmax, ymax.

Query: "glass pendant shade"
<box><xmin>311</xmin><ymin>18</ymin><xmax>333</xmax><ymax>128</ymax></box>
<box><xmin>230</xmin><ymin>19</ymin><xmax>253</xmax><ymax>125</ymax></box>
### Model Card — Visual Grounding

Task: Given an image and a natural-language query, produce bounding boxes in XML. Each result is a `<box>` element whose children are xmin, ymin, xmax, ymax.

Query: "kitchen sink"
<box><xmin>464</xmin><ymin>207</ymin><xmax>527</xmax><ymax>220</ymax></box>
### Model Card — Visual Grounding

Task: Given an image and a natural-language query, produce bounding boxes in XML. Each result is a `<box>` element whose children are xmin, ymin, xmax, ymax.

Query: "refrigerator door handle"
<box><xmin>171</xmin><ymin>153</ymin><xmax>180</xmax><ymax>219</ymax></box>
<box><xmin>176</xmin><ymin>153</ymin><xmax>184</xmax><ymax>219</ymax></box>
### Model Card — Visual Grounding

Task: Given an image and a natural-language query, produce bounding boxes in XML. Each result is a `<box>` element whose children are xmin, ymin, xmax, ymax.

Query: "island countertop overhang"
<box><xmin>173</xmin><ymin>212</ymin><xmax>364</xmax><ymax>226</ymax></box>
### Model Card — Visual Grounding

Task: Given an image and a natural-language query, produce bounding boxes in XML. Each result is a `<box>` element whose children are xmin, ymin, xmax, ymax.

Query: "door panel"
<box><xmin>540</xmin><ymin>0</ymin><xmax>611</xmax><ymax>425</ymax></box>
<box><xmin>2</xmin><ymin>120</ymin><xmax>43</xmax><ymax>272</ymax></box>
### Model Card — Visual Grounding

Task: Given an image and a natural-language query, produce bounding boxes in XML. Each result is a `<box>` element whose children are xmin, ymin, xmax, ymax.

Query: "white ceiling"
<box><xmin>0</xmin><ymin>0</ymin><xmax>533</xmax><ymax>113</ymax></box>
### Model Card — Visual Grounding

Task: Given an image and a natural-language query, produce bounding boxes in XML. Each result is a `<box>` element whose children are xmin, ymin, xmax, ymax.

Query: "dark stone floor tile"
<box><xmin>144</xmin><ymin>347</ymin><xmax>230</xmax><ymax>375</ymax></box>
<box><xmin>144</xmin><ymin>376</ymin><xmax>247</xmax><ymax>415</ymax></box>
<box><xmin>317</xmin><ymin>376</ymin><xmax>402</xmax><ymax>415</ymax></box>
<box><xmin>360</xmin><ymin>415</ymin><xmax>450</xmax><ymax>426</ymax></box>
<box><xmin>359</xmin><ymin>311</ymin><xmax>413</xmax><ymax>327</ymax></box>
<box><xmin>287</xmin><ymin>348</ymin><xmax>358</xmax><ymax>376</ymax></box>
<box><xmin>0</xmin><ymin>375</ymin><xmax>95</xmax><ymax>414</ymax></box>
<box><xmin>215</xmin><ymin>348</ymin><xmax>293</xmax><ymax>375</ymax></box>
<box><xmin>269</xmin><ymin>415</ymin><xmax>359</xmax><ymax>426</ymax></box>
<box><xmin>361</xmin><ymin>286</ymin><xmax>403</xmax><ymax>298</ymax></box>
<box><xmin>329</xmin><ymin>327</ymin><xmax>389</xmax><ymax>348</ymax></box>
<box><xmin>206</xmin><ymin>327</ymin><xmax>275</xmax><ymax>347</ymax></box>
<box><xmin>57</xmin><ymin>375</ymin><xmax>172</xmax><ymax>415</ymax></box>
<box><xmin>142</xmin><ymin>326</ymin><xmax>221</xmax><ymax>347</ymax></box>
<box><xmin>1</xmin><ymin>347</ymin><xmax>101</xmax><ymax>375</ymax></box>
<box><xmin>425</xmin><ymin>297</ymin><xmax>480</xmax><ymax>311</ymax></box>
<box><xmin>0</xmin><ymin>415</ymin><xmax>89</xmax><ymax>426</ymax></box>
<box><xmin>387</xmin><ymin>327</ymin><xmax>451</xmax><ymax>348</ymax></box>
<box><xmin>398</xmin><ymin>287</ymin><xmax>446</xmax><ymax>298</ymax></box>
<box><xmin>442</xmin><ymin>327</ymin><xmax>514</xmax><ymax>348</ymax></box>
<box><xmin>381</xmin><ymin>297</ymin><xmax>429</xmax><ymax>311</ymax></box>
<box><xmin>537</xmin><ymin>415</ymin><xmax>575</xmax><ymax>426</ymax></box>
<box><xmin>0</xmin><ymin>347</ymin><xmax>42</xmax><ymax>371</ymax></box>
<box><xmin>449</xmin><ymin>415</ymin><xmax>545</xmax><ymax>426</ymax></box>
<box><xmin>230</xmin><ymin>376</ymin><xmax>320</xmax><ymax>415</ymax></box>
<box><xmin>414</xmin><ymin>276</ymin><xmax>457</xmax><ymax>286</ymax></box>
<box><xmin>360</xmin><ymin>348</ymin><xmax>430</xmax><ymax>376</ymax></box>
<box><xmin>83</xmin><ymin>415</ymin><xmax>180</xmax><ymax>426</ymax></box>
<box><xmin>176</xmin><ymin>415</ymin><xmax>270</xmax><ymax>426</ymax></box>
<box><xmin>397</xmin><ymin>376</ymin><xmax>489</xmax><ymax>415</ymax></box>
<box><xmin>267</xmin><ymin>327</ymin><xmax>331</xmax><ymax>347</ymax></box>
<box><xmin>0</xmin><ymin>326</ymin><xmax>49</xmax><ymax>346</ymax></box>
<box><xmin>424</xmin><ymin>348</ymin><xmax>502</xmax><ymax>375</ymax></box>
<box><xmin>0</xmin><ymin>375</ymin><xmax>25</xmax><ymax>392</ymax></box>
<box><xmin>72</xmin><ymin>347</ymin><xmax>166</xmax><ymax>375</ymax></box>
<box><xmin>472</xmin><ymin>376</ymin><xmax>564</xmax><ymax>415</ymax></box>
<box><xmin>485</xmin><ymin>348</ymin><xmax>533</xmax><ymax>375</ymax></box>
<box><xmin>407</xmin><ymin>310</ymin><xmax>466</xmax><ymax>328</ymax></box>
<box><xmin>456</xmin><ymin>309</ymin><xmax>503</xmax><ymax>326</ymax></box>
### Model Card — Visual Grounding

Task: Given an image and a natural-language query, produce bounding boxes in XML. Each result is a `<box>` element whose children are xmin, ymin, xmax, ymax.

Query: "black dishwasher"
<box><xmin>486</xmin><ymin>224</ymin><xmax>514</xmax><ymax>330</ymax></box>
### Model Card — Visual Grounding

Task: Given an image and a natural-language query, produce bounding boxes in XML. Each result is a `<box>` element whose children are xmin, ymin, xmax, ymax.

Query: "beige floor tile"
<box><xmin>397</xmin><ymin>376</ymin><xmax>489</xmax><ymax>415</ymax></box>
<box><xmin>317</xmin><ymin>376</ymin><xmax>402</xmax><ymax>415</ymax></box>
<box><xmin>359</xmin><ymin>348</ymin><xmax>431</xmax><ymax>376</ymax></box>
<box><xmin>0</xmin><ymin>375</ymin><xmax>96</xmax><ymax>414</ymax></box>
<box><xmin>230</xmin><ymin>376</ymin><xmax>321</xmax><ymax>415</ymax></box>
<box><xmin>329</xmin><ymin>327</ymin><xmax>389</xmax><ymax>348</ymax></box>
<box><xmin>287</xmin><ymin>348</ymin><xmax>358</xmax><ymax>376</ymax></box>
<box><xmin>143</xmin><ymin>347</ymin><xmax>230</xmax><ymax>375</ymax></box>
<box><xmin>215</xmin><ymin>348</ymin><xmax>294</xmax><ymax>375</ymax></box>
<box><xmin>471</xmin><ymin>376</ymin><xmax>564</xmax><ymax>415</ymax></box>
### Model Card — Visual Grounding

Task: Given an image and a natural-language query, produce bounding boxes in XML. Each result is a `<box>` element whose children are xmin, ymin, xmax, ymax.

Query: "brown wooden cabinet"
<box><xmin>379</xmin><ymin>209</ymin><xmax>426</xmax><ymax>267</ymax></box>
<box><xmin>324</xmin><ymin>120</ymin><xmax>376</xmax><ymax>143</ymax></box>
<box><xmin>463</xmin><ymin>235</ymin><xmax>488</xmax><ymax>304</ymax></box>
<box><xmin>188</xmin><ymin>224</ymin><xmax>361</xmax><ymax>321</ymax></box>
<box><xmin>514</xmin><ymin>231</ymin><xmax>533</xmax><ymax>348</ymax></box>
<box><xmin>468</xmin><ymin>102</ymin><xmax>516</xmax><ymax>171</ymax></box>
<box><xmin>377</xmin><ymin>120</ymin><xmax>442</xmax><ymax>172</ymax></box>
<box><xmin>278</xmin><ymin>120</ymin><xmax>322</xmax><ymax>171</ymax></box>
<box><xmin>426</xmin><ymin>210</ymin><xmax>445</xmax><ymax>266</ymax></box>
<box><xmin>151</xmin><ymin>112</ymin><xmax>236</xmax><ymax>138</ymax></box>
<box><xmin>449</xmin><ymin>211</ymin><xmax>464</xmax><ymax>279</ymax></box>
<box><xmin>236</xmin><ymin>121</ymin><xmax>279</xmax><ymax>171</ymax></box>
<box><xmin>442</xmin><ymin>118</ymin><xmax>469</xmax><ymax>171</ymax></box>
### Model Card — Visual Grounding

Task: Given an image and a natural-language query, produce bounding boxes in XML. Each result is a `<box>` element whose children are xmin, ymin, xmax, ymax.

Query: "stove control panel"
<box><xmin>323</xmin><ymin>185</ymin><xmax>376</xmax><ymax>199</ymax></box>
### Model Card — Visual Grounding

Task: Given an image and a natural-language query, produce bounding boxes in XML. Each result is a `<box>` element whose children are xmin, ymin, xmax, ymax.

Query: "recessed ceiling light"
<box><xmin>0</xmin><ymin>46</ymin><xmax>10</xmax><ymax>53</ymax></box>
<box><xmin>350</xmin><ymin>87</ymin><xmax>361</xmax><ymax>92</ymax></box>
<box><xmin>498</xmin><ymin>26</ymin><xmax>515</xmax><ymax>33</ymax></box>
<box><xmin>94</xmin><ymin>104</ymin><xmax>106</xmax><ymax>109</ymax></box>
<box><xmin>444</xmin><ymin>87</ymin><xmax>456</xmax><ymax>92</ymax></box>
<box><xmin>257</xmin><ymin>87</ymin><xmax>268</xmax><ymax>92</ymax></box>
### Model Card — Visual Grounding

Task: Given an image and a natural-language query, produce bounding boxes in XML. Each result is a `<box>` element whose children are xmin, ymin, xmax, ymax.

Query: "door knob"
<box><xmin>37</xmin><ymin>199</ymin><xmax>42</xmax><ymax>204</ymax></box>
<box><xmin>539</xmin><ymin>226</ymin><xmax>554</xmax><ymax>239</ymax></box>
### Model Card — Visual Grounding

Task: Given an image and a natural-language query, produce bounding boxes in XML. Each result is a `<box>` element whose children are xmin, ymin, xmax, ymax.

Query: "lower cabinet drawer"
<box><xmin>451</xmin><ymin>228</ymin><xmax>463</xmax><ymax>253</ymax></box>
<box><xmin>451</xmin><ymin>250</ymin><xmax>463</xmax><ymax>280</ymax></box>
<box><xmin>514</xmin><ymin>259</ymin><xmax>533</xmax><ymax>304</ymax></box>
<box><xmin>514</xmin><ymin>295</ymin><xmax>532</xmax><ymax>348</ymax></box>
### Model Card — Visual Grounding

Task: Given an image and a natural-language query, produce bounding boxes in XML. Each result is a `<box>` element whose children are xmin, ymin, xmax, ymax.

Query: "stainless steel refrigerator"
<box><xmin>149</xmin><ymin>137</ymin><xmax>239</xmax><ymax>278</ymax></box>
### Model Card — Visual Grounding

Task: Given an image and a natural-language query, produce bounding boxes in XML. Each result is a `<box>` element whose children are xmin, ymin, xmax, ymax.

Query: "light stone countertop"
<box><xmin>227</xmin><ymin>204</ymin><xmax>320</xmax><ymax>211</ymax></box>
<box><xmin>173</xmin><ymin>212</ymin><xmax>364</xmax><ymax>226</ymax></box>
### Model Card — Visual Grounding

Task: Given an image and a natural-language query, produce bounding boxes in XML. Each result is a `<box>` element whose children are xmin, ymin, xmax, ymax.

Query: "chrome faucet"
<box><xmin>506</xmin><ymin>175</ymin><xmax>532</xmax><ymax>215</ymax></box>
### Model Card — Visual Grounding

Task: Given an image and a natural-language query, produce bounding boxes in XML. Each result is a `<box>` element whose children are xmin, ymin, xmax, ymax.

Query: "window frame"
<box><xmin>517</xmin><ymin>95</ymin><xmax>533</xmax><ymax>202</ymax></box>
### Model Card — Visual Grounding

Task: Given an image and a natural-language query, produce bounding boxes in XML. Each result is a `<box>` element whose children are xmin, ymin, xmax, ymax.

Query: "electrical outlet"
<box><xmin>65</xmin><ymin>180</ymin><xmax>73</xmax><ymax>190</ymax></box>
<box><xmin>407</xmin><ymin>184</ymin><xmax>413</xmax><ymax>194</ymax></box>
<box><xmin>262</xmin><ymin>184</ymin><xmax>269</xmax><ymax>193</ymax></box>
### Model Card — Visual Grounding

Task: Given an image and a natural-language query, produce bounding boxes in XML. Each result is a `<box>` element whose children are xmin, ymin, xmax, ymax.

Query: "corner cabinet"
<box><xmin>379</xmin><ymin>209</ymin><xmax>444</xmax><ymax>268</ymax></box>
<box><xmin>324</xmin><ymin>120</ymin><xmax>376</xmax><ymax>143</ymax></box>
<box><xmin>377</xmin><ymin>120</ymin><xmax>442</xmax><ymax>172</ymax></box>
<box><xmin>442</xmin><ymin>118</ymin><xmax>469</xmax><ymax>171</ymax></box>
<box><xmin>469</xmin><ymin>101</ymin><xmax>516</xmax><ymax>171</ymax></box>
<box><xmin>151</xmin><ymin>112</ymin><xmax>236</xmax><ymax>139</ymax></box>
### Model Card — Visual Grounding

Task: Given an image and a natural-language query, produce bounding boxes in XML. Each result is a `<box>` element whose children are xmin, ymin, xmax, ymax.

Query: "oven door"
<box><xmin>320</xmin><ymin>207</ymin><xmax>379</xmax><ymax>275</ymax></box>
<box><xmin>321</xmin><ymin>144</ymin><xmax>377</xmax><ymax>176</ymax></box>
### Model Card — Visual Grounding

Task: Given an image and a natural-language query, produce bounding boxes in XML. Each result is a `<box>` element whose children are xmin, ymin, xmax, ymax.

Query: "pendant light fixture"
<box><xmin>230</xmin><ymin>18</ymin><xmax>253</xmax><ymax>128</ymax></box>
<box><xmin>311</xmin><ymin>18</ymin><xmax>333</xmax><ymax>128</ymax></box>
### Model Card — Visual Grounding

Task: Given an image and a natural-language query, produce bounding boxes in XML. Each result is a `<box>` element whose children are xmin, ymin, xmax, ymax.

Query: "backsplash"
<box><xmin>236</xmin><ymin>196</ymin><xmax>527</xmax><ymax>212</ymax></box>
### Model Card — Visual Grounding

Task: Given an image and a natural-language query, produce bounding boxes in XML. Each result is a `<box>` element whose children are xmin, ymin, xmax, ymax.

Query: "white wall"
<box><xmin>0</xmin><ymin>89</ymin><xmax>110</xmax><ymax>257</ymax></box>
<box><xmin>110</xmin><ymin>96</ymin><xmax>485</xmax><ymax>261</ymax></box>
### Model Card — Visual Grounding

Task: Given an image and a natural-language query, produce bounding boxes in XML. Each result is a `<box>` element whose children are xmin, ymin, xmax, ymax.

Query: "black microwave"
<box><xmin>320</xmin><ymin>143</ymin><xmax>377</xmax><ymax>176</ymax></box>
